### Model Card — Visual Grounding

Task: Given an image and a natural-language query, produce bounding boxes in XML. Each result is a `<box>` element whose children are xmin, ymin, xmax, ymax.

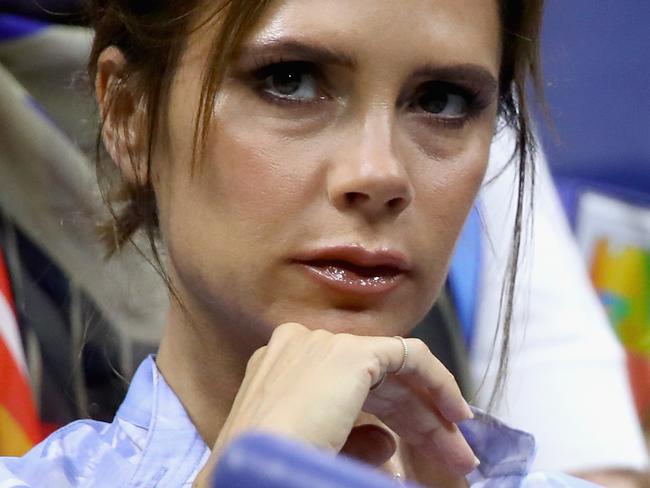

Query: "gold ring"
<box><xmin>394</xmin><ymin>336</ymin><xmax>408</xmax><ymax>375</ymax></box>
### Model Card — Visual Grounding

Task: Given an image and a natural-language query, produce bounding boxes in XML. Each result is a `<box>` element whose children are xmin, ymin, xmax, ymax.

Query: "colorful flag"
<box><xmin>0</xmin><ymin>247</ymin><xmax>42</xmax><ymax>456</ymax></box>
<box><xmin>577</xmin><ymin>191</ymin><xmax>650</xmax><ymax>423</ymax></box>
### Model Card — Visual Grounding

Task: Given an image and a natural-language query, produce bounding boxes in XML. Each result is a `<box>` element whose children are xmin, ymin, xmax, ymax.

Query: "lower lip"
<box><xmin>297</xmin><ymin>263</ymin><xmax>404</xmax><ymax>296</ymax></box>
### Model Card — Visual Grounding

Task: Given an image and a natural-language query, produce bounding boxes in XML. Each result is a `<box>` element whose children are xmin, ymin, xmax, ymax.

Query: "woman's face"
<box><xmin>154</xmin><ymin>0</ymin><xmax>501</xmax><ymax>342</ymax></box>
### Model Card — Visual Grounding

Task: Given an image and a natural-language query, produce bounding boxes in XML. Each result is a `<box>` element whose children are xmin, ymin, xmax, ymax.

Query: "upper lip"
<box><xmin>292</xmin><ymin>245</ymin><xmax>412</xmax><ymax>272</ymax></box>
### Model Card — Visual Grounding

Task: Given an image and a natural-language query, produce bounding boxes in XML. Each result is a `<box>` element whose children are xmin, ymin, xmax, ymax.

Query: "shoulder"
<box><xmin>0</xmin><ymin>418</ymin><xmax>142</xmax><ymax>487</ymax></box>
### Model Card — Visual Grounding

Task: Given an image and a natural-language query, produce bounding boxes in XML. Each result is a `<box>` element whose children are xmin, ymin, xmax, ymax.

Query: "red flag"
<box><xmin>0</xmin><ymin>247</ymin><xmax>42</xmax><ymax>455</ymax></box>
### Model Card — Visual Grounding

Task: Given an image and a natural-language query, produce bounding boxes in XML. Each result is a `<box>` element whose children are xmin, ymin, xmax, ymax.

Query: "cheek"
<box><xmin>200</xmin><ymin>119</ymin><xmax>314</xmax><ymax>231</ymax></box>
<box><xmin>409</xmin><ymin>128</ymin><xmax>491</xmax><ymax>282</ymax></box>
<box><xmin>154</xmin><ymin>66</ymin><xmax>308</xmax><ymax>241</ymax></box>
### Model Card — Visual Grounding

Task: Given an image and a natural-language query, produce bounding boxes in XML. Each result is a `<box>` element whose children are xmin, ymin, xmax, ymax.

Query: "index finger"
<box><xmin>372</xmin><ymin>337</ymin><xmax>473</xmax><ymax>424</ymax></box>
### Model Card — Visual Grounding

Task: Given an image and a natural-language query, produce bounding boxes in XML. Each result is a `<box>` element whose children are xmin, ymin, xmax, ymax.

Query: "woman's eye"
<box><xmin>260</xmin><ymin>62</ymin><xmax>319</xmax><ymax>101</ymax></box>
<box><xmin>414</xmin><ymin>82</ymin><xmax>472</xmax><ymax>119</ymax></box>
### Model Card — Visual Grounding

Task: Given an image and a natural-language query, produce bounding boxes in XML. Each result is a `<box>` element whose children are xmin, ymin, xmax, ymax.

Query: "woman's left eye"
<box><xmin>259</xmin><ymin>61</ymin><xmax>320</xmax><ymax>102</ymax></box>
<box><xmin>413</xmin><ymin>81</ymin><xmax>474</xmax><ymax>119</ymax></box>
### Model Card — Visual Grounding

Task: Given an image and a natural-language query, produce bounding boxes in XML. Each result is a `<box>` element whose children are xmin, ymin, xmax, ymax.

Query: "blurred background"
<box><xmin>537</xmin><ymin>0</ymin><xmax>650</xmax><ymax>439</ymax></box>
<box><xmin>0</xmin><ymin>0</ymin><xmax>648</xmax><ymax>469</ymax></box>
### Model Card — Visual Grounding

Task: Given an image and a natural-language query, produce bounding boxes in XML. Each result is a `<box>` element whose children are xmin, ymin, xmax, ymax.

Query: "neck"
<box><xmin>156</xmin><ymin>300</ymin><xmax>259</xmax><ymax>447</ymax></box>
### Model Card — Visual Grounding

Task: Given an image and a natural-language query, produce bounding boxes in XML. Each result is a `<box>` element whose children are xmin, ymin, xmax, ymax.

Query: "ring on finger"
<box><xmin>393</xmin><ymin>336</ymin><xmax>408</xmax><ymax>375</ymax></box>
<box><xmin>370</xmin><ymin>336</ymin><xmax>408</xmax><ymax>391</ymax></box>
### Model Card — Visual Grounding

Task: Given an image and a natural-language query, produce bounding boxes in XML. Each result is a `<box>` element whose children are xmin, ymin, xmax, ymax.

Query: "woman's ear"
<box><xmin>95</xmin><ymin>46</ymin><xmax>148</xmax><ymax>185</ymax></box>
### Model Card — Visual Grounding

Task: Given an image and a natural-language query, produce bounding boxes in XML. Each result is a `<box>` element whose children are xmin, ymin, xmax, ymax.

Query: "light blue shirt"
<box><xmin>0</xmin><ymin>356</ymin><xmax>600</xmax><ymax>487</ymax></box>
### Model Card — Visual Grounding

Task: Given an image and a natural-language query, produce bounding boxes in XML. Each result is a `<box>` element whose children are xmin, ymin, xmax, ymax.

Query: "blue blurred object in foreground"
<box><xmin>213</xmin><ymin>432</ymin><xmax>415</xmax><ymax>488</ymax></box>
<box><xmin>213</xmin><ymin>432</ymin><xmax>603</xmax><ymax>488</ymax></box>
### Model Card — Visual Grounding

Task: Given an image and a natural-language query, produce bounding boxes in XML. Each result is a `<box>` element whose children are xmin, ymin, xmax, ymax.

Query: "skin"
<box><xmin>98</xmin><ymin>0</ymin><xmax>504</xmax><ymax>485</ymax></box>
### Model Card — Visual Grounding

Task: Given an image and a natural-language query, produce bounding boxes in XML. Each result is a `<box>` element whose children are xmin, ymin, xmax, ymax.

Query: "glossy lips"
<box><xmin>293</xmin><ymin>246</ymin><xmax>411</xmax><ymax>296</ymax></box>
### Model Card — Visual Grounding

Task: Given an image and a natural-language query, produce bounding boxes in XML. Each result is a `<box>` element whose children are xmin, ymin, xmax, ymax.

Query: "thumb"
<box><xmin>339</xmin><ymin>424</ymin><xmax>397</xmax><ymax>467</ymax></box>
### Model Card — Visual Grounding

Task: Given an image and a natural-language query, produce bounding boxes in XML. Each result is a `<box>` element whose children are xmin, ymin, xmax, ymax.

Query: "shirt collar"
<box><xmin>117</xmin><ymin>355</ymin><xmax>210</xmax><ymax>486</ymax></box>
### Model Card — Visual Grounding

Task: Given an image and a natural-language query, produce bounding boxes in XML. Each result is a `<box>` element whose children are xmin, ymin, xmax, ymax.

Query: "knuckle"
<box><xmin>271</xmin><ymin>322</ymin><xmax>305</xmax><ymax>342</ymax></box>
<box><xmin>246</xmin><ymin>346</ymin><xmax>266</xmax><ymax>372</ymax></box>
<box><xmin>367</xmin><ymin>355</ymin><xmax>382</xmax><ymax>381</ymax></box>
<box><xmin>310</xmin><ymin>328</ymin><xmax>332</xmax><ymax>341</ymax></box>
<box><xmin>429</xmin><ymin>368</ymin><xmax>456</xmax><ymax>394</ymax></box>
<box><xmin>355</xmin><ymin>348</ymin><xmax>381</xmax><ymax>388</ymax></box>
<box><xmin>443</xmin><ymin>368</ymin><xmax>456</xmax><ymax>384</ymax></box>
<box><xmin>409</xmin><ymin>338</ymin><xmax>430</xmax><ymax>356</ymax></box>
<box><xmin>307</xmin><ymin>329</ymin><xmax>333</xmax><ymax>350</ymax></box>
<box><xmin>333</xmin><ymin>332</ymin><xmax>357</xmax><ymax>348</ymax></box>
<box><xmin>438</xmin><ymin>369</ymin><xmax>457</xmax><ymax>392</ymax></box>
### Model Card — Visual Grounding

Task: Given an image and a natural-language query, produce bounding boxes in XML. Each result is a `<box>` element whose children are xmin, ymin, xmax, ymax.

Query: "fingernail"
<box><xmin>473</xmin><ymin>455</ymin><xmax>481</xmax><ymax>467</ymax></box>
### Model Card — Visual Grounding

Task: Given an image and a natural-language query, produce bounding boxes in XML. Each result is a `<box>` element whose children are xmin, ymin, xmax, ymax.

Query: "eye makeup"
<box><xmin>248</xmin><ymin>59</ymin><xmax>329</xmax><ymax>106</ymax></box>
<box><xmin>399</xmin><ymin>64</ymin><xmax>498</xmax><ymax>128</ymax></box>
<box><xmin>230</xmin><ymin>38</ymin><xmax>498</xmax><ymax>127</ymax></box>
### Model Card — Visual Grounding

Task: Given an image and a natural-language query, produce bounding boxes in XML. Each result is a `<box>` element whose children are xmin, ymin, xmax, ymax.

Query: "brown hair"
<box><xmin>87</xmin><ymin>0</ymin><xmax>545</xmax><ymax>407</ymax></box>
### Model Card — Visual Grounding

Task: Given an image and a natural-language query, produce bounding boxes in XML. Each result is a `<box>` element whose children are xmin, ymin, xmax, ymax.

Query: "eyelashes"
<box><xmin>249</xmin><ymin>59</ymin><xmax>327</xmax><ymax>105</ymax></box>
<box><xmin>408</xmin><ymin>81</ymin><xmax>486</xmax><ymax>128</ymax></box>
<box><xmin>242</xmin><ymin>58</ymin><xmax>489</xmax><ymax>126</ymax></box>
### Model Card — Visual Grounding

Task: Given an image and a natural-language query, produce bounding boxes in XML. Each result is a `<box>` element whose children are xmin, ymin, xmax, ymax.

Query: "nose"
<box><xmin>327</xmin><ymin>115</ymin><xmax>413</xmax><ymax>222</ymax></box>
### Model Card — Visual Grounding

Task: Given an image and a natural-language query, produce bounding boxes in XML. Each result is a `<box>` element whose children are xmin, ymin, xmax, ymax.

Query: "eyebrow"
<box><xmin>412</xmin><ymin>64</ymin><xmax>499</xmax><ymax>94</ymax></box>
<box><xmin>236</xmin><ymin>38</ymin><xmax>357</xmax><ymax>68</ymax></box>
<box><xmin>236</xmin><ymin>38</ymin><xmax>498</xmax><ymax>93</ymax></box>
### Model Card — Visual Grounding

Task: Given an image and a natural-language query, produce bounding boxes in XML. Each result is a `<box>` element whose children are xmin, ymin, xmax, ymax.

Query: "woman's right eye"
<box><xmin>256</xmin><ymin>61</ymin><xmax>322</xmax><ymax>103</ymax></box>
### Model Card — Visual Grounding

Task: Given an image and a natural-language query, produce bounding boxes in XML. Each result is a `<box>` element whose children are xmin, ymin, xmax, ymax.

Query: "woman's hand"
<box><xmin>193</xmin><ymin>322</ymin><xmax>477</xmax><ymax>486</ymax></box>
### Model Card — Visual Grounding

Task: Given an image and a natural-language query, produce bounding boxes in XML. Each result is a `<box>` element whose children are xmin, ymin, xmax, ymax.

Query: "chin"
<box><xmin>270</xmin><ymin>305</ymin><xmax>418</xmax><ymax>338</ymax></box>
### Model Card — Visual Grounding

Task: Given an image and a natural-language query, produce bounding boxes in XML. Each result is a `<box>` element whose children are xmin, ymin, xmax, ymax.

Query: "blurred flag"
<box><xmin>576</xmin><ymin>191</ymin><xmax>650</xmax><ymax>424</ymax></box>
<box><xmin>0</xmin><ymin>247</ymin><xmax>42</xmax><ymax>456</ymax></box>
